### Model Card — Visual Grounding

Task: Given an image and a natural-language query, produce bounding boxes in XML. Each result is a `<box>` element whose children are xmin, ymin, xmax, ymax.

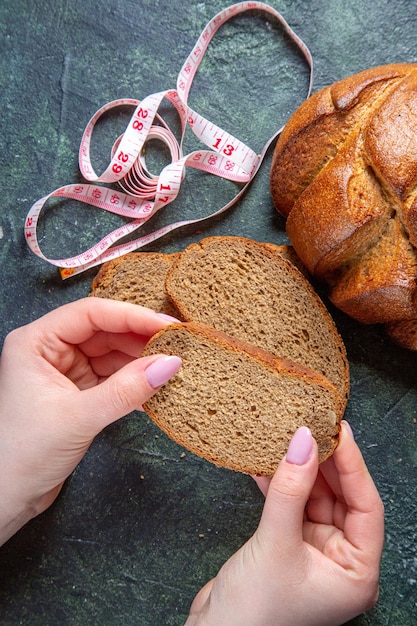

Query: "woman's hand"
<box><xmin>0</xmin><ymin>297</ymin><xmax>181</xmax><ymax>545</ymax></box>
<box><xmin>187</xmin><ymin>422</ymin><xmax>384</xmax><ymax>626</ymax></box>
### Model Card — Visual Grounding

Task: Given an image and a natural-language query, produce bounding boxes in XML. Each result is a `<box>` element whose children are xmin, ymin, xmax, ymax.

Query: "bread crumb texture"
<box><xmin>90</xmin><ymin>236</ymin><xmax>350</xmax><ymax>473</ymax></box>
<box><xmin>166</xmin><ymin>236</ymin><xmax>349</xmax><ymax>407</ymax></box>
<box><xmin>143</xmin><ymin>323</ymin><xmax>341</xmax><ymax>475</ymax></box>
<box><xmin>90</xmin><ymin>252</ymin><xmax>181</xmax><ymax>318</ymax></box>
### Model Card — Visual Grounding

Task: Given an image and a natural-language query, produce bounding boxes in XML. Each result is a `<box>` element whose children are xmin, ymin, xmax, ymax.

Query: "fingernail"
<box><xmin>145</xmin><ymin>355</ymin><xmax>182</xmax><ymax>389</ymax></box>
<box><xmin>286</xmin><ymin>426</ymin><xmax>313</xmax><ymax>465</ymax></box>
<box><xmin>342</xmin><ymin>420</ymin><xmax>354</xmax><ymax>439</ymax></box>
<box><xmin>156</xmin><ymin>313</ymin><xmax>182</xmax><ymax>323</ymax></box>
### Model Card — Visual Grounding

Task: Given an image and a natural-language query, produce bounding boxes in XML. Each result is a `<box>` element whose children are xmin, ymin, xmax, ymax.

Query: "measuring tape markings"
<box><xmin>79</xmin><ymin>93</ymin><xmax>167</xmax><ymax>184</ymax></box>
<box><xmin>25</xmin><ymin>1</ymin><xmax>313</xmax><ymax>277</ymax></box>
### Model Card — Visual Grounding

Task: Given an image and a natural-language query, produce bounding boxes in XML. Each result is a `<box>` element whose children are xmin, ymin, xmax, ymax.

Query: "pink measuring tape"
<box><xmin>24</xmin><ymin>1</ymin><xmax>313</xmax><ymax>279</ymax></box>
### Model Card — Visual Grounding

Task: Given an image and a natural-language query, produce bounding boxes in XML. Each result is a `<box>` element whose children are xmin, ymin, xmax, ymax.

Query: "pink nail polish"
<box><xmin>156</xmin><ymin>313</ymin><xmax>182</xmax><ymax>323</ymax></box>
<box><xmin>145</xmin><ymin>356</ymin><xmax>182</xmax><ymax>389</ymax></box>
<box><xmin>342</xmin><ymin>420</ymin><xmax>354</xmax><ymax>439</ymax></box>
<box><xmin>286</xmin><ymin>426</ymin><xmax>313</xmax><ymax>465</ymax></box>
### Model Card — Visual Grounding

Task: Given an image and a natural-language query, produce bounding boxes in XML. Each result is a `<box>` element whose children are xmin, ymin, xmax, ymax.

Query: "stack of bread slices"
<box><xmin>90</xmin><ymin>236</ymin><xmax>349</xmax><ymax>475</ymax></box>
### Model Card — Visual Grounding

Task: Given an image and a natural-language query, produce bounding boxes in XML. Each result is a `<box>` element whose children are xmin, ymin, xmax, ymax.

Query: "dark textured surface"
<box><xmin>1</xmin><ymin>1</ymin><xmax>417</xmax><ymax>624</ymax></box>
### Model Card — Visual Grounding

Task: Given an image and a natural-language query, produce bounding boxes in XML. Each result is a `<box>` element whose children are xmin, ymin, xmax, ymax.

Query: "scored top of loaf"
<box><xmin>270</xmin><ymin>63</ymin><xmax>417</xmax><ymax>328</ymax></box>
<box><xmin>142</xmin><ymin>321</ymin><xmax>342</xmax><ymax>475</ymax></box>
<box><xmin>270</xmin><ymin>63</ymin><xmax>417</xmax><ymax>219</ymax></box>
<box><xmin>165</xmin><ymin>236</ymin><xmax>349</xmax><ymax>410</ymax></box>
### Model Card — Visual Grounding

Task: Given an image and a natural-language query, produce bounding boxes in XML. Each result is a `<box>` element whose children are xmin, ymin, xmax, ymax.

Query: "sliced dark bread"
<box><xmin>89</xmin><ymin>245</ymin><xmax>305</xmax><ymax>313</ymax></box>
<box><xmin>142</xmin><ymin>322</ymin><xmax>341</xmax><ymax>475</ymax></box>
<box><xmin>165</xmin><ymin>236</ymin><xmax>349</xmax><ymax>410</ymax></box>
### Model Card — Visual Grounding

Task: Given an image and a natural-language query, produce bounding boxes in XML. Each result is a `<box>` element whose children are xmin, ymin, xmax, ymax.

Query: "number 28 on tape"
<box><xmin>24</xmin><ymin>2</ymin><xmax>313</xmax><ymax>278</ymax></box>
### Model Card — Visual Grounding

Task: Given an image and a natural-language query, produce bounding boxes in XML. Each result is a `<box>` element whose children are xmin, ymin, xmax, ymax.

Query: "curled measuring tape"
<box><xmin>24</xmin><ymin>1</ymin><xmax>313</xmax><ymax>278</ymax></box>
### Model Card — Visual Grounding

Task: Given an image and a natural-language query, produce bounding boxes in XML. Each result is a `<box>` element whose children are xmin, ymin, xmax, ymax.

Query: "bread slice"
<box><xmin>142</xmin><ymin>322</ymin><xmax>341</xmax><ymax>474</ymax></box>
<box><xmin>165</xmin><ymin>236</ymin><xmax>349</xmax><ymax>410</ymax></box>
<box><xmin>90</xmin><ymin>252</ymin><xmax>182</xmax><ymax>318</ymax></box>
<box><xmin>88</xmin><ymin>243</ymin><xmax>306</xmax><ymax>315</ymax></box>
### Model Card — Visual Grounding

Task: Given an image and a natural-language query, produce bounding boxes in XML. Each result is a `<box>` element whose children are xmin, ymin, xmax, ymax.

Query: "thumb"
<box><xmin>257</xmin><ymin>427</ymin><xmax>319</xmax><ymax>549</ymax></box>
<box><xmin>78</xmin><ymin>354</ymin><xmax>182</xmax><ymax>433</ymax></box>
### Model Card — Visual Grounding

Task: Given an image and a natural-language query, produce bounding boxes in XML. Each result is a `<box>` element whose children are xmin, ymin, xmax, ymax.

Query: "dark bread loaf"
<box><xmin>142</xmin><ymin>322</ymin><xmax>341</xmax><ymax>475</ymax></box>
<box><xmin>384</xmin><ymin>319</ymin><xmax>417</xmax><ymax>350</ymax></box>
<box><xmin>270</xmin><ymin>63</ymin><xmax>417</xmax><ymax>343</ymax></box>
<box><xmin>165</xmin><ymin>236</ymin><xmax>349</xmax><ymax>410</ymax></box>
<box><xmin>89</xmin><ymin>252</ymin><xmax>182</xmax><ymax>318</ymax></box>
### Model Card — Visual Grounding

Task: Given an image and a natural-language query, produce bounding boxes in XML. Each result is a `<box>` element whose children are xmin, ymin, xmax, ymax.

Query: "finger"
<box><xmin>327</xmin><ymin>422</ymin><xmax>384</xmax><ymax>555</ymax></box>
<box><xmin>305</xmin><ymin>469</ymin><xmax>337</xmax><ymax>526</ymax></box>
<box><xmin>252</xmin><ymin>475</ymin><xmax>272</xmax><ymax>497</ymax></box>
<box><xmin>256</xmin><ymin>427</ymin><xmax>319</xmax><ymax>550</ymax></box>
<box><xmin>79</xmin><ymin>331</ymin><xmax>151</xmax><ymax>359</ymax></box>
<box><xmin>310</xmin><ymin>451</ymin><xmax>348</xmax><ymax>531</ymax></box>
<box><xmin>31</xmin><ymin>298</ymin><xmax>180</xmax><ymax>348</ymax></box>
<box><xmin>187</xmin><ymin>579</ymin><xmax>215</xmax><ymax>617</ymax></box>
<box><xmin>317</xmin><ymin>451</ymin><xmax>343</xmax><ymax>503</ymax></box>
<box><xmin>61</xmin><ymin>350</ymin><xmax>145</xmax><ymax>388</ymax></box>
<box><xmin>74</xmin><ymin>353</ymin><xmax>182</xmax><ymax>433</ymax></box>
<box><xmin>90</xmin><ymin>351</ymin><xmax>137</xmax><ymax>379</ymax></box>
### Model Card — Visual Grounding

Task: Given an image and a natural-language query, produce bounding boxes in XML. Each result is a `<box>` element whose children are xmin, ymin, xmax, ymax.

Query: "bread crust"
<box><xmin>165</xmin><ymin>235</ymin><xmax>349</xmax><ymax>410</ymax></box>
<box><xmin>143</xmin><ymin>322</ymin><xmax>341</xmax><ymax>474</ymax></box>
<box><xmin>384</xmin><ymin>318</ymin><xmax>417</xmax><ymax>350</ymax></box>
<box><xmin>270</xmin><ymin>63</ymin><xmax>417</xmax><ymax>336</ymax></box>
<box><xmin>151</xmin><ymin>321</ymin><xmax>340</xmax><ymax>387</ymax></box>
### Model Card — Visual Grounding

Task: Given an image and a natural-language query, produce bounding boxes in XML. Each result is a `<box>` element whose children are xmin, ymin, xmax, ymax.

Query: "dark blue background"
<box><xmin>1</xmin><ymin>1</ymin><xmax>416</xmax><ymax>624</ymax></box>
